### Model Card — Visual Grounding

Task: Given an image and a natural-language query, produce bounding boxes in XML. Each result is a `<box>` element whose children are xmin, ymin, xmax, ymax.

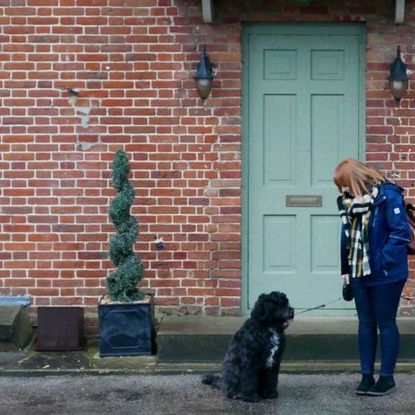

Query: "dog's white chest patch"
<box><xmin>266</xmin><ymin>328</ymin><xmax>280</xmax><ymax>368</ymax></box>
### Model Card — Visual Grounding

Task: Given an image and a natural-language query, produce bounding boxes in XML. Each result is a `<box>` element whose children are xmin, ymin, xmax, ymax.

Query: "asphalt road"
<box><xmin>0</xmin><ymin>373</ymin><xmax>414</xmax><ymax>415</ymax></box>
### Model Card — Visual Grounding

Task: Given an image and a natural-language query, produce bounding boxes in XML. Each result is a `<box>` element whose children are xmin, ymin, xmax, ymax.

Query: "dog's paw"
<box><xmin>260</xmin><ymin>390</ymin><xmax>278</xmax><ymax>399</ymax></box>
<box><xmin>234</xmin><ymin>392</ymin><xmax>260</xmax><ymax>402</ymax></box>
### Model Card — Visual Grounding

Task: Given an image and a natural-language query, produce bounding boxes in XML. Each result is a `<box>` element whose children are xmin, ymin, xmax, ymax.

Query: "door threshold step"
<box><xmin>157</xmin><ymin>316</ymin><xmax>415</xmax><ymax>363</ymax></box>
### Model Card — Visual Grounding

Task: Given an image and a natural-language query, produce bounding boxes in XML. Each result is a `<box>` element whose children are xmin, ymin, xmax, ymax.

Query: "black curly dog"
<box><xmin>202</xmin><ymin>291</ymin><xmax>294</xmax><ymax>402</ymax></box>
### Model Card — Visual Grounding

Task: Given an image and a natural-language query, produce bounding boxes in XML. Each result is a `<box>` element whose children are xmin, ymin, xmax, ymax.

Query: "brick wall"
<box><xmin>0</xmin><ymin>0</ymin><xmax>414</xmax><ymax>333</ymax></box>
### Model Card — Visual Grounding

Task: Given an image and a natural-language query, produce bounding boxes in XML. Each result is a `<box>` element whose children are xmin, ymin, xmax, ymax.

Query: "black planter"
<box><xmin>98</xmin><ymin>298</ymin><xmax>155</xmax><ymax>357</ymax></box>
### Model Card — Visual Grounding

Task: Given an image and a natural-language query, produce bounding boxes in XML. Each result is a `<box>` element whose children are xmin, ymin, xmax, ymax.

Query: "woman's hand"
<box><xmin>342</xmin><ymin>274</ymin><xmax>350</xmax><ymax>285</ymax></box>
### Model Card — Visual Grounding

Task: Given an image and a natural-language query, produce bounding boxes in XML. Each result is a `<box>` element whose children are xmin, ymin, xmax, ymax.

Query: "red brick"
<box><xmin>0</xmin><ymin>1</ymin><xmax>414</xmax><ymax>326</ymax></box>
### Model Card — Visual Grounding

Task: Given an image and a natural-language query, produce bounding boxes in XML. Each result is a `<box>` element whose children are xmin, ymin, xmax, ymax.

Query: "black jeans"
<box><xmin>351</xmin><ymin>278</ymin><xmax>405</xmax><ymax>376</ymax></box>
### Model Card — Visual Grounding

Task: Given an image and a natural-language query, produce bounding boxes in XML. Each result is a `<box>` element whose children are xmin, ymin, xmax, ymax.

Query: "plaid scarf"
<box><xmin>337</xmin><ymin>187</ymin><xmax>378</xmax><ymax>278</ymax></box>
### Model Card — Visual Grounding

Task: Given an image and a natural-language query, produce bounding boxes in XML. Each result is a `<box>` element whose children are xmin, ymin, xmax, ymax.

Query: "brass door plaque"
<box><xmin>286</xmin><ymin>195</ymin><xmax>322</xmax><ymax>207</ymax></box>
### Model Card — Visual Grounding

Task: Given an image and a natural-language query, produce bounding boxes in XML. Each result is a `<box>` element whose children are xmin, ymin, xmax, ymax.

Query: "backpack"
<box><xmin>405</xmin><ymin>203</ymin><xmax>415</xmax><ymax>255</ymax></box>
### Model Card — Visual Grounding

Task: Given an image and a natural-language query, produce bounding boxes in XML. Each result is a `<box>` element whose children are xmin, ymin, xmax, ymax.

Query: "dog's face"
<box><xmin>251</xmin><ymin>291</ymin><xmax>294</xmax><ymax>330</ymax></box>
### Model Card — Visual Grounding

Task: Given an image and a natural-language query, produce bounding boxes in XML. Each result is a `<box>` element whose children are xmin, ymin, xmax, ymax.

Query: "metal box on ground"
<box><xmin>36</xmin><ymin>307</ymin><xmax>85</xmax><ymax>351</ymax></box>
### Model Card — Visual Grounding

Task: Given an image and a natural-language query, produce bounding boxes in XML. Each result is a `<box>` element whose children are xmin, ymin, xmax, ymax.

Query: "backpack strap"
<box><xmin>405</xmin><ymin>203</ymin><xmax>415</xmax><ymax>255</ymax></box>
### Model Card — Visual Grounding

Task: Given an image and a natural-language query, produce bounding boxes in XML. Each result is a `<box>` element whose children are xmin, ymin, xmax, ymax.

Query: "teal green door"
<box><xmin>243</xmin><ymin>24</ymin><xmax>365</xmax><ymax>315</ymax></box>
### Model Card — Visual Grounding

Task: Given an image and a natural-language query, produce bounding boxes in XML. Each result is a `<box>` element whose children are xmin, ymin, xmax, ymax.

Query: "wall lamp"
<box><xmin>194</xmin><ymin>46</ymin><xmax>215</xmax><ymax>100</ymax></box>
<box><xmin>389</xmin><ymin>46</ymin><xmax>409</xmax><ymax>103</ymax></box>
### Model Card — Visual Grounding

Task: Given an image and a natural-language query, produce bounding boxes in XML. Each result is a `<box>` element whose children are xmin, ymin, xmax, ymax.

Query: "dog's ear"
<box><xmin>251</xmin><ymin>294</ymin><xmax>270</xmax><ymax>323</ymax></box>
<box><xmin>270</xmin><ymin>291</ymin><xmax>288</xmax><ymax>308</ymax></box>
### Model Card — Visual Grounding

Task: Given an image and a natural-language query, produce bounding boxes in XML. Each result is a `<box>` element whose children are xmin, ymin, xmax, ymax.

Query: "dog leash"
<box><xmin>298</xmin><ymin>294</ymin><xmax>415</xmax><ymax>314</ymax></box>
<box><xmin>297</xmin><ymin>297</ymin><xmax>343</xmax><ymax>314</ymax></box>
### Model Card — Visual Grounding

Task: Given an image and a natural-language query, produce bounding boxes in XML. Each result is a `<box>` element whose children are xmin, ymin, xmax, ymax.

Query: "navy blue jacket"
<box><xmin>340</xmin><ymin>182</ymin><xmax>411</xmax><ymax>286</ymax></box>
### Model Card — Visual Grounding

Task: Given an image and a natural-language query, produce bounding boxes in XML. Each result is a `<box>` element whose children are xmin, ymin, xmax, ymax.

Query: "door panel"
<box><xmin>264</xmin><ymin>95</ymin><xmax>296</xmax><ymax>184</ymax></box>
<box><xmin>311</xmin><ymin>95</ymin><xmax>344</xmax><ymax>185</ymax></box>
<box><xmin>243</xmin><ymin>24</ymin><xmax>365</xmax><ymax>315</ymax></box>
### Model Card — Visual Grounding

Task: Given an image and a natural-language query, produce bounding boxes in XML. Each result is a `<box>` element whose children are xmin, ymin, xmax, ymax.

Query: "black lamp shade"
<box><xmin>194</xmin><ymin>47</ymin><xmax>214</xmax><ymax>100</ymax></box>
<box><xmin>389</xmin><ymin>46</ymin><xmax>409</xmax><ymax>102</ymax></box>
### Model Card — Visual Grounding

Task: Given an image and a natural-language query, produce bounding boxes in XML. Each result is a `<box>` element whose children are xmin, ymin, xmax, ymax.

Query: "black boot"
<box><xmin>366</xmin><ymin>376</ymin><xmax>396</xmax><ymax>396</ymax></box>
<box><xmin>355</xmin><ymin>374</ymin><xmax>375</xmax><ymax>395</ymax></box>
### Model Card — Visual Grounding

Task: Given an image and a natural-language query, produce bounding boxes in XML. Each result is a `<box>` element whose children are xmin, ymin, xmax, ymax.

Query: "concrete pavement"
<box><xmin>1</xmin><ymin>315</ymin><xmax>415</xmax><ymax>375</ymax></box>
<box><xmin>1</xmin><ymin>315</ymin><xmax>415</xmax><ymax>414</ymax></box>
<box><xmin>0</xmin><ymin>373</ymin><xmax>414</xmax><ymax>415</ymax></box>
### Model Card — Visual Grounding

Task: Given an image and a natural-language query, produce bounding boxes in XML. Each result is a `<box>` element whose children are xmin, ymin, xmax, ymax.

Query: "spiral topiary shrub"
<box><xmin>106</xmin><ymin>149</ymin><xmax>144</xmax><ymax>302</ymax></box>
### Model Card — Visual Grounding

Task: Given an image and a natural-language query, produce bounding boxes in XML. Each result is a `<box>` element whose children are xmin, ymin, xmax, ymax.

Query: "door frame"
<box><xmin>241</xmin><ymin>22</ymin><xmax>366</xmax><ymax>314</ymax></box>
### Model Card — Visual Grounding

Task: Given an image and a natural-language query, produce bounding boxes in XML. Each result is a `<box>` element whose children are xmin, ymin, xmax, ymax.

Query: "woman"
<box><xmin>334</xmin><ymin>158</ymin><xmax>411</xmax><ymax>396</ymax></box>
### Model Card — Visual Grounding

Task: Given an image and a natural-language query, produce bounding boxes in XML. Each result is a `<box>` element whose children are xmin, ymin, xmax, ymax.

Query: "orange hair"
<box><xmin>333</xmin><ymin>158</ymin><xmax>385</xmax><ymax>197</ymax></box>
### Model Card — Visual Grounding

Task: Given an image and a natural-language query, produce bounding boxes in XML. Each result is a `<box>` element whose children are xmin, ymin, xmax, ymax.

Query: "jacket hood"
<box><xmin>374</xmin><ymin>181</ymin><xmax>404</xmax><ymax>205</ymax></box>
